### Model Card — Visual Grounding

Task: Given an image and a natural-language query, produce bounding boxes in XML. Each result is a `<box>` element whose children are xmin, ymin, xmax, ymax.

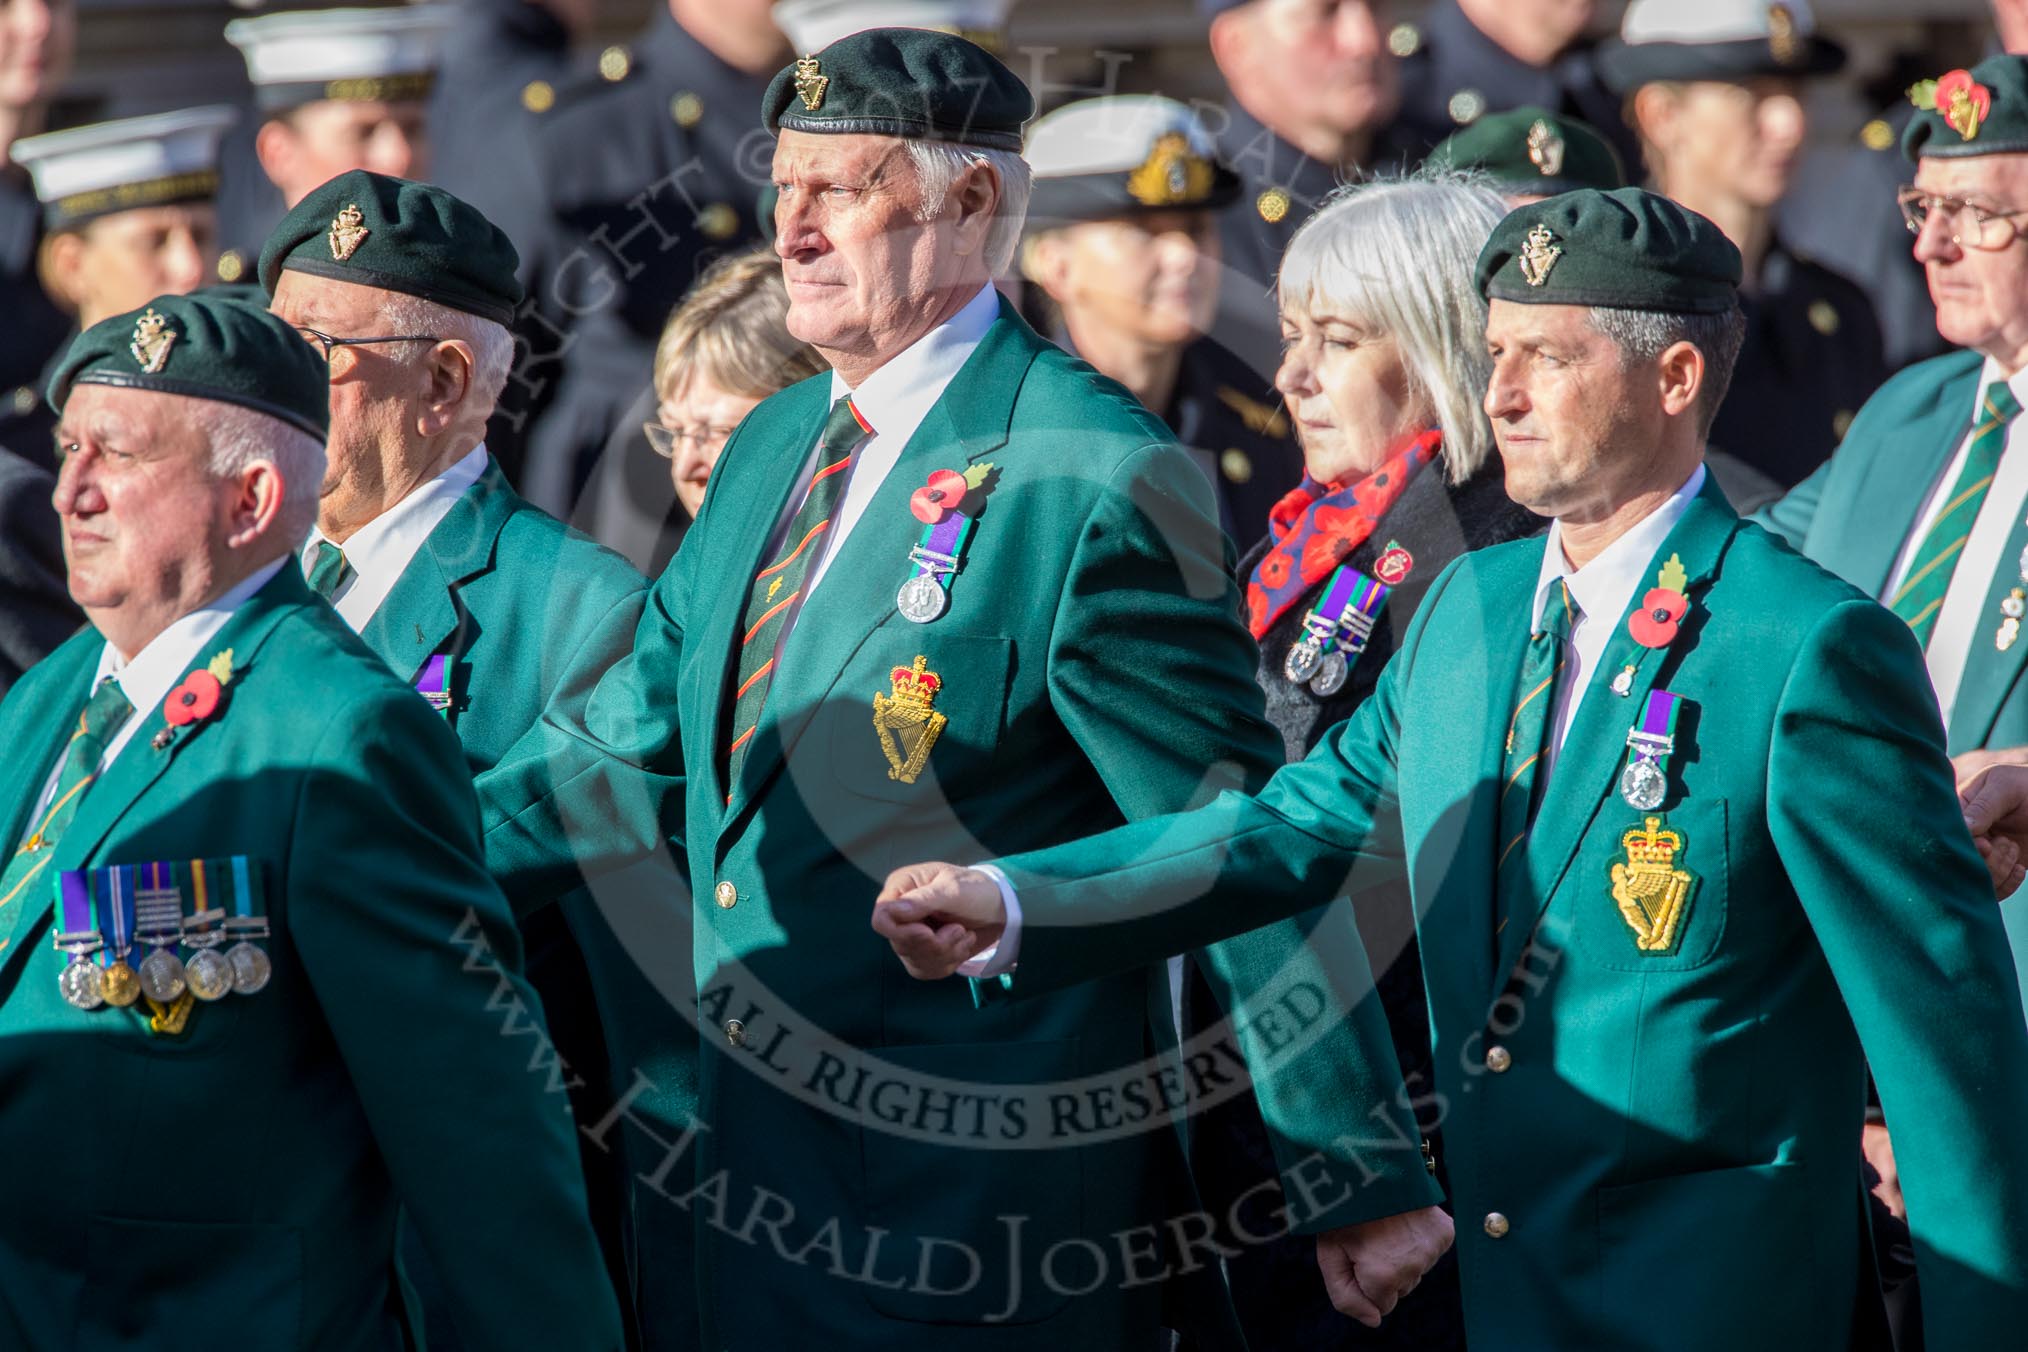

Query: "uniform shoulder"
<box><xmin>491</xmin><ymin>492</ymin><xmax>648</xmax><ymax>600</ymax></box>
<box><xmin>1017</xmin><ymin>338</ymin><xmax>1175</xmax><ymax>451</ymax></box>
<box><xmin>1725</xmin><ymin>517</ymin><xmax>1880</xmax><ymax>614</ymax></box>
<box><xmin>1862</xmin><ymin>346</ymin><xmax>1984</xmax><ymax>412</ymax></box>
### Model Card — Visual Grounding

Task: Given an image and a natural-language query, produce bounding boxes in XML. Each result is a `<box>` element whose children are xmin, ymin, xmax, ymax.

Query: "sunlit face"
<box><xmin>60</xmin><ymin>205</ymin><xmax>217</xmax><ymax>328</ymax></box>
<box><xmin>269</xmin><ymin>269</ymin><xmax>431</xmax><ymax>496</ymax></box>
<box><xmin>772</xmin><ymin>131</ymin><xmax>982</xmax><ymax>370</ymax></box>
<box><xmin>1483</xmin><ymin>299</ymin><xmax>1666</xmax><ymax>519</ymax></box>
<box><xmin>1236</xmin><ymin>0</ymin><xmax>1399</xmax><ymax>141</ymax></box>
<box><xmin>1033</xmin><ymin>211</ymin><xmax>1220</xmax><ymax>349</ymax></box>
<box><xmin>0</xmin><ymin>0</ymin><xmax>73</xmax><ymax>111</ymax></box>
<box><xmin>1645</xmin><ymin>78</ymin><xmax>1806</xmax><ymax>209</ymax></box>
<box><xmin>1275</xmin><ymin>299</ymin><xmax>1427</xmax><ymax>484</ymax></box>
<box><xmin>263</xmin><ymin>99</ymin><xmax>428</xmax><ymax>206</ymax></box>
<box><xmin>1910</xmin><ymin>153</ymin><xmax>2028</xmax><ymax>364</ymax></box>
<box><xmin>53</xmin><ymin>383</ymin><xmax>236</xmax><ymax>646</ymax></box>
<box><xmin>655</xmin><ymin>370</ymin><xmax>761</xmax><ymax>519</ymax></box>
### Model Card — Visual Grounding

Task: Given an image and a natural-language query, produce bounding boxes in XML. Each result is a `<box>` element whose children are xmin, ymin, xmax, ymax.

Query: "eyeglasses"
<box><xmin>1897</xmin><ymin>188</ymin><xmax>2028</xmax><ymax>250</ymax></box>
<box><xmin>293</xmin><ymin>325</ymin><xmax>442</xmax><ymax>363</ymax></box>
<box><xmin>644</xmin><ymin>421</ymin><xmax>741</xmax><ymax>458</ymax></box>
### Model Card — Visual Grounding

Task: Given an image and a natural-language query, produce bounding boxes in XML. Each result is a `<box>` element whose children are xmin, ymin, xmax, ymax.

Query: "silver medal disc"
<box><xmin>228</xmin><ymin>941</ymin><xmax>272</xmax><ymax>995</ymax></box>
<box><xmin>1619</xmin><ymin>758</ymin><xmax>1668</xmax><ymax>812</ymax></box>
<box><xmin>1283</xmin><ymin>637</ymin><xmax>1324</xmax><ymax>684</ymax></box>
<box><xmin>138</xmin><ymin>948</ymin><xmax>187</xmax><ymax>1004</ymax></box>
<box><xmin>59</xmin><ymin>958</ymin><xmax>104</xmax><ymax>1011</ymax></box>
<box><xmin>1310</xmin><ymin>649</ymin><xmax>1350</xmax><ymax>697</ymax></box>
<box><xmin>184</xmin><ymin>947</ymin><xmax>233</xmax><ymax>1002</ymax></box>
<box><xmin>896</xmin><ymin>573</ymin><xmax>948</xmax><ymax>624</ymax></box>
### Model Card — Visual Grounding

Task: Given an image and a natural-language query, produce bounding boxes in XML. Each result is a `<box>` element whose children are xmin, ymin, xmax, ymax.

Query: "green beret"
<box><xmin>1474</xmin><ymin>188</ymin><xmax>1742</xmax><ymax>314</ymax></box>
<box><xmin>1429</xmin><ymin>108</ymin><xmax>1625</xmax><ymax>197</ymax></box>
<box><xmin>49</xmin><ymin>293</ymin><xmax>330</xmax><ymax>440</ymax></box>
<box><xmin>1903</xmin><ymin>56</ymin><xmax>2028</xmax><ymax>160</ymax></box>
<box><xmin>763</xmin><ymin>28</ymin><xmax>1032</xmax><ymax>152</ymax></box>
<box><xmin>258</xmin><ymin>169</ymin><xmax>521</xmax><ymax>325</ymax></box>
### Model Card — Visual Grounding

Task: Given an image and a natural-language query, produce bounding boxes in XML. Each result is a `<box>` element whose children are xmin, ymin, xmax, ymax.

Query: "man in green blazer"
<box><xmin>257</xmin><ymin>169</ymin><xmax>679</xmax><ymax>1343</ymax></box>
<box><xmin>875</xmin><ymin>189</ymin><xmax>2028</xmax><ymax>1351</ymax></box>
<box><xmin>477</xmin><ymin>28</ymin><xmax>1450</xmax><ymax>1350</ymax></box>
<box><xmin>0</xmin><ymin>293</ymin><xmax>622</xmax><ymax>1348</ymax></box>
<box><xmin>1755</xmin><ymin>54</ymin><xmax>2028</xmax><ymax>1009</ymax></box>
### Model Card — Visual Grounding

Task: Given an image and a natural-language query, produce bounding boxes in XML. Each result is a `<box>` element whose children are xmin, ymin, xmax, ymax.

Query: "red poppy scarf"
<box><xmin>1245</xmin><ymin>427</ymin><xmax>1440</xmax><ymax>638</ymax></box>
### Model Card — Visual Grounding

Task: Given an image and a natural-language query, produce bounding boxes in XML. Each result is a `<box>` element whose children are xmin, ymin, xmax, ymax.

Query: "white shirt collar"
<box><xmin>1532</xmin><ymin>462</ymin><xmax>1707</xmax><ymax>631</ymax></box>
<box><xmin>301</xmin><ymin>444</ymin><xmax>488</xmax><ymax>629</ymax></box>
<box><xmin>828</xmin><ymin>284</ymin><xmax>999</xmax><ymax>433</ymax></box>
<box><xmin>94</xmin><ymin>557</ymin><xmax>288</xmax><ymax>718</ymax></box>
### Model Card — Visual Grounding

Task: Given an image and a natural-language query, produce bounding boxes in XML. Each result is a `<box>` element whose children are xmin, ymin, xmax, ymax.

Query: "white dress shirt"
<box><xmin>1529</xmin><ymin>463</ymin><xmax>1705</xmax><ymax>781</ymax></box>
<box><xmin>27</xmin><ymin>558</ymin><xmax>287</xmax><ymax>824</ymax></box>
<box><xmin>972</xmin><ymin>463</ymin><xmax>1710</xmax><ymax>979</ymax></box>
<box><xmin>1882</xmin><ymin>359</ymin><xmax>2028</xmax><ymax>726</ymax></box>
<box><xmin>300</xmin><ymin>444</ymin><xmax>489</xmax><ymax>629</ymax></box>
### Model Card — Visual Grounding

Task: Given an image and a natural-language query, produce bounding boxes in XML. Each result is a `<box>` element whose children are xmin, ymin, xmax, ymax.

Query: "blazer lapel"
<box><xmin>693</xmin><ymin>382</ymin><xmax>830</xmax><ymax>811</ymax></box>
<box><xmin>1</xmin><ymin>567</ymin><xmax>305</xmax><ymax>958</ymax></box>
<box><xmin>1841</xmin><ymin>361</ymin><xmax>1980</xmax><ymax>600</ymax></box>
<box><xmin>717</xmin><ymin>304</ymin><xmax>1036</xmax><ymax>842</ymax></box>
<box><xmin>357</xmin><ymin>461</ymin><xmax>513</xmax><ymax>705</ymax></box>
<box><xmin>1491</xmin><ymin>478</ymin><xmax>1741</xmax><ymax>989</ymax></box>
<box><xmin>0</xmin><ymin>644</ymin><xmax>96</xmax><ymax>857</ymax></box>
<box><xmin>1947</xmin><ymin>508</ymin><xmax>2028</xmax><ymax>750</ymax></box>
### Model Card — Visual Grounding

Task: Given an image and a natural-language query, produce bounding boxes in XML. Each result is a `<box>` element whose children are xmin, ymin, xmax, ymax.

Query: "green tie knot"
<box><xmin>1536</xmin><ymin>577</ymin><xmax>1579</xmax><ymax>645</ymax></box>
<box><xmin>80</xmin><ymin>677</ymin><xmax>134</xmax><ymax>748</ymax></box>
<box><xmin>306</xmin><ymin>540</ymin><xmax>353</xmax><ymax>602</ymax></box>
<box><xmin>819</xmin><ymin>396</ymin><xmax>869</xmax><ymax>456</ymax></box>
<box><xmin>1987</xmin><ymin>380</ymin><xmax>2023</xmax><ymax>429</ymax></box>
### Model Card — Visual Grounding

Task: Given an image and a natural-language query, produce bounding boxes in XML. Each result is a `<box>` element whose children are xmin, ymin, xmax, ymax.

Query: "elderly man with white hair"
<box><xmin>474</xmin><ymin>27</ymin><xmax>1451</xmax><ymax>1352</ymax></box>
<box><xmin>0</xmin><ymin>292</ymin><xmax>623</xmax><ymax>1348</ymax></box>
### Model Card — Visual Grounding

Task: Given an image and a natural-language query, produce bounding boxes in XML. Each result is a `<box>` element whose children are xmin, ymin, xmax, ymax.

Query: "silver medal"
<box><xmin>138</xmin><ymin>948</ymin><xmax>186</xmax><ymax>1004</ymax></box>
<box><xmin>227</xmin><ymin>941</ymin><xmax>271</xmax><ymax>995</ymax></box>
<box><xmin>1310</xmin><ymin>649</ymin><xmax>1350</xmax><ymax>697</ymax></box>
<box><xmin>184</xmin><ymin>946</ymin><xmax>233</xmax><ymax>1002</ymax></box>
<box><xmin>59</xmin><ymin>958</ymin><xmax>104</xmax><ymax>1010</ymax></box>
<box><xmin>1619</xmin><ymin>757</ymin><xmax>1668</xmax><ymax>811</ymax></box>
<box><xmin>896</xmin><ymin>573</ymin><xmax>948</xmax><ymax>624</ymax></box>
<box><xmin>1283</xmin><ymin>637</ymin><xmax>1324</xmax><ymax>684</ymax></box>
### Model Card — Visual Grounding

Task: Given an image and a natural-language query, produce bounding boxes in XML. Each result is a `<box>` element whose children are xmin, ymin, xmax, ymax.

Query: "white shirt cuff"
<box><xmin>956</xmin><ymin>863</ymin><xmax>1022</xmax><ymax>978</ymax></box>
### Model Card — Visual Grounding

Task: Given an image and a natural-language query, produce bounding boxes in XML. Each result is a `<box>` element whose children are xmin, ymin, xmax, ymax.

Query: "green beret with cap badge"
<box><xmin>762</xmin><ymin>27</ymin><xmax>1032</xmax><ymax>151</ymax></box>
<box><xmin>1903</xmin><ymin>55</ymin><xmax>2028</xmax><ymax>160</ymax></box>
<box><xmin>49</xmin><ymin>292</ymin><xmax>331</xmax><ymax>440</ymax></box>
<box><xmin>258</xmin><ymin>169</ymin><xmax>522</xmax><ymax>326</ymax></box>
<box><xmin>1474</xmin><ymin>187</ymin><xmax>1742</xmax><ymax>314</ymax></box>
<box><xmin>1430</xmin><ymin>108</ymin><xmax>1626</xmax><ymax>197</ymax></box>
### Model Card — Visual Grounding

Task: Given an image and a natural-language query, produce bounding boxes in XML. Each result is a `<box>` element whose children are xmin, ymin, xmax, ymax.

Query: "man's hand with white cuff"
<box><xmin>873</xmin><ymin>862</ymin><xmax>1017</xmax><ymax>979</ymax></box>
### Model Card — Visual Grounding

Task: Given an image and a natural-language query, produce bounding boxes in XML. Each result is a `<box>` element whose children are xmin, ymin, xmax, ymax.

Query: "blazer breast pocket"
<box><xmin>825</xmin><ymin>631</ymin><xmax>1013</xmax><ymax>805</ymax></box>
<box><xmin>1569</xmin><ymin>796</ymin><xmax>1730</xmax><ymax>972</ymax></box>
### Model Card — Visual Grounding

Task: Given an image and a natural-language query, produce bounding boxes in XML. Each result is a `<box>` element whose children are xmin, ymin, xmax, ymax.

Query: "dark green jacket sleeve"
<box><xmin>478</xmin><ymin>540</ymin><xmax>690</xmax><ymax>905</ymax></box>
<box><xmin>291</xmin><ymin>683</ymin><xmax>624</xmax><ymax>1349</ymax></box>
<box><xmin>1766</xmin><ymin>598</ymin><xmax>2028</xmax><ymax>1345</ymax></box>
<box><xmin>1040</xmin><ymin>441</ymin><xmax>1442</xmax><ymax>1228</ymax></box>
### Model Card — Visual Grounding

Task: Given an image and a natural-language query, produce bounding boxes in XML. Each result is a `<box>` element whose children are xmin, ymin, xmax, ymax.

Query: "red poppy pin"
<box><xmin>1628</xmin><ymin>555</ymin><xmax>1689</xmax><ymax>649</ymax></box>
<box><xmin>1911</xmin><ymin>70</ymin><xmax>1992</xmax><ymax>142</ymax></box>
<box><xmin>910</xmin><ymin>464</ymin><xmax>996</xmax><ymax>524</ymax></box>
<box><xmin>162</xmin><ymin>649</ymin><xmax>235</xmax><ymax>731</ymax></box>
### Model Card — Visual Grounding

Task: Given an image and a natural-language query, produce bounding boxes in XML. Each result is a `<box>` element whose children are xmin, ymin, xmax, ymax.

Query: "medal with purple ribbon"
<box><xmin>1284</xmin><ymin>565</ymin><xmax>1393</xmax><ymax>696</ymax></box>
<box><xmin>1619</xmin><ymin>689</ymin><xmax>1682</xmax><ymax>812</ymax></box>
<box><xmin>416</xmin><ymin>654</ymin><xmax>452</xmax><ymax>714</ymax></box>
<box><xmin>897</xmin><ymin>512</ymin><xmax>978</xmax><ymax>624</ymax></box>
<box><xmin>52</xmin><ymin>868</ymin><xmax>104</xmax><ymax>1010</ymax></box>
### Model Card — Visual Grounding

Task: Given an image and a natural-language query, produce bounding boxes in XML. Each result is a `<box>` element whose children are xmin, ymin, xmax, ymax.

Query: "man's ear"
<box><xmin>1021</xmin><ymin>231</ymin><xmax>1071</xmax><ymax>301</ymax></box>
<box><xmin>253</xmin><ymin>118</ymin><xmax>299</xmax><ymax>200</ymax></box>
<box><xmin>948</xmin><ymin>159</ymin><xmax>1001</xmax><ymax>260</ymax></box>
<box><xmin>38</xmin><ymin>230</ymin><xmax>87</xmax><ymax>314</ymax></box>
<box><xmin>416</xmin><ymin>339</ymin><xmax>476</xmax><ymax>439</ymax></box>
<box><xmin>224</xmin><ymin>458</ymin><xmax>285</xmax><ymax>549</ymax></box>
<box><xmin>1657</xmin><ymin>339</ymin><xmax>1706</xmax><ymax>420</ymax></box>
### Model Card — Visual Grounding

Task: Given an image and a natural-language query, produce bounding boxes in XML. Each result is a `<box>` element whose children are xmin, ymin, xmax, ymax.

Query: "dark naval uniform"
<box><xmin>426</xmin><ymin>0</ymin><xmax>574</xmax><ymax>255</ymax></box>
<box><xmin>1390</xmin><ymin>1</ymin><xmax>1637</xmax><ymax>171</ymax></box>
<box><xmin>1210</xmin><ymin>101</ymin><xmax>1417</xmax><ymax>380</ymax></box>
<box><xmin>1166</xmin><ymin>337</ymin><xmax>1304</xmax><ymax>546</ymax></box>
<box><xmin>1709</xmin><ymin>240</ymin><xmax>1885</xmax><ymax>490</ymax></box>
<box><xmin>0</xmin><ymin>167</ymin><xmax>75</xmax><ymax>470</ymax></box>
<box><xmin>502</xmin><ymin>9</ymin><xmax>770</xmax><ymax>514</ymax></box>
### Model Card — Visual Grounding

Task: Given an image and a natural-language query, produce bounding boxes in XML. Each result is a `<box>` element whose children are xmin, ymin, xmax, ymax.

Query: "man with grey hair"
<box><xmin>476</xmin><ymin>27</ymin><xmax>1451</xmax><ymax>1351</ymax></box>
<box><xmin>0</xmin><ymin>292</ymin><xmax>624</xmax><ymax>1348</ymax></box>
<box><xmin>258</xmin><ymin>169</ymin><xmax>657</xmax><ymax>1343</ymax></box>
<box><xmin>873</xmin><ymin>187</ymin><xmax>2028</xmax><ymax>1350</ymax></box>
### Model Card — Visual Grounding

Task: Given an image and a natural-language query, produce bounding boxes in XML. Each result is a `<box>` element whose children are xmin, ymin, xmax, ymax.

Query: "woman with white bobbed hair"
<box><xmin>1180</xmin><ymin>170</ymin><xmax>1542</xmax><ymax>1352</ymax></box>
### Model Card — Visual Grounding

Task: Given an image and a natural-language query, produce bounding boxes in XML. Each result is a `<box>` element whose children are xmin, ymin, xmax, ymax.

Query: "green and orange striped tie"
<box><xmin>721</xmin><ymin>394</ymin><xmax>870</xmax><ymax>789</ymax></box>
<box><xmin>1891</xmin><ymin>380</ymin><xmax>2022</xmax><ymax>647</ymax></box>
<box><xmin>0</xmin><ymin>676</ymin><xmax>133</xmax><ymax>914</ymax></box>
<box><xmin>1495</xmin><ymin>578</ymin><xmax>1577</xmax><ymax>940</ymax></box>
